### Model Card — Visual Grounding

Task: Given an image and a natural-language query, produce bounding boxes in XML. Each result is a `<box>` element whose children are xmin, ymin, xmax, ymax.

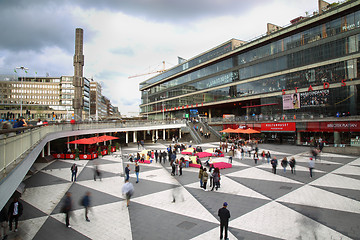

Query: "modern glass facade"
<box><xmin>140</xmin><ymin>1</ymin><xmax>360</xmax><ymax>122</ymax></box>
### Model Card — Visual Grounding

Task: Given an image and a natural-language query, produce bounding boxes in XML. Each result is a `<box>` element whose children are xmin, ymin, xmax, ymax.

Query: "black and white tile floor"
<box><xmin>5</xmin><ymin>143</ymin><xmax>360</xmax><ymax>240</ymax></box>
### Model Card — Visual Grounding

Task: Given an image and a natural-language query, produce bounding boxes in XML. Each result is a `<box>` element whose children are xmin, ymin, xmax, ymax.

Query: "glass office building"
<box><xmin>140</xmin><ymin>0</ymin><xmax>360</xmax><ymax>145</ymax></box>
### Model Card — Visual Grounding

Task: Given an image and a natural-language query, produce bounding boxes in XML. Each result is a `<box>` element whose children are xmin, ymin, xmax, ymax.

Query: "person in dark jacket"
<box><xmin>1</xmin><ymin>206</ymin><xmax>8</xmax><ymax>239</ymax></box>
<box><xmin>271</xmin><ymin>157</ymin><xmax>278</xmax><ymax>174</ymax></box>
<box><xmin>289</xmin><ymin>157</ymin><xmax>296</xmax><ymax>174</ymax></box>
<box><xmin>8</xmin><ymin>197</ymin><xmax>23</xmax><ymax>232</ymax></box>
<box><xmin>218</xmin><ymin>202</ymin><xmax>231</xmax><ymax>240</ymax></box>
<box><xmin>125</xmin><ymin>164</ymin><xmax>130</xmax><ymax>181</ymax></box>
<box><xmin>71</xmin><ymin>163</ymin><xmax>78</xmax><ymax>182</ymax></box>
<box><xmin>62</xmin><ymin>192</ymin><xmax>72</xmax><ymax>227</ymax></box>
<box><xmin>135</xmin><ymin>162</ymin><xmax>140</xmax><ymax>183</ymax></box>
<box><xmin>81</xmin><ymin>192</ymin><xmax>91</xmax><ymax>222</ymax></box>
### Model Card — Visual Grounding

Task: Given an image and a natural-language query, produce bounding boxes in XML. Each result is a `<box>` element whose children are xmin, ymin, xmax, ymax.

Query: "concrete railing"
<box><xmin>0</xmin><ymin>119</ymin><xmax>186</xmax><ymax>174</ymax></box>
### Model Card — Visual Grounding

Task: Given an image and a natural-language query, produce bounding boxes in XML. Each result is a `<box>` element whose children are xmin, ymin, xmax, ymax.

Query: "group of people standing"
<box><xmin>198</xmin><ymin>165</ymin><xmax>221</xmax><ymax>191</ymax></box>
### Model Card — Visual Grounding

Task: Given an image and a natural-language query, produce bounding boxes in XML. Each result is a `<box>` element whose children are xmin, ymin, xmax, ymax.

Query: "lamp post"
<box><xmin>16</xmin><ymin>66</ymin><xmax>28</xmax><ymax>117</ymax></box>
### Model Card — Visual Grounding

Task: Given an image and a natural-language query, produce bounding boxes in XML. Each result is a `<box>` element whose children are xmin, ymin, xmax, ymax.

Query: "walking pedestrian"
<box><xmin>266</xmin><ymin>151</ymin><xmax>271</xmax><ymax>164</ymax></box>
<box><xmin>62</xmin><ymin>192</ymin><xmax>72</xmax><ymax>228</ymax></box>
<box><xmin>135</xmin><ymin>162</ymin><xmax>140</xmax><ymax>183</ymax></box>
<box><xmin>202</xmin><ymin>168</ymin><xmax>208</xmax><ymax>191</ymax></box>
<box><xmin>1</xmin><ymin>206</ymin><xmax>8</xmax><ymax>239</ymax></box>
<box><xmin>122</xmin><ymin>180</ymin><xmax>134</xmax><ymax>207</ymax></box>
<box><xmin>309</xmin><ymin>157</ymin><xmax>315</xmax><ymax>178</ymax></box>
<box><xmin>218</xmin><ymin>202</ymin><xmax>231</xmax><ymax>240</ymax></box>
<box><xmin>8</xmin><ymin>197</ymin><xmax>23</xmax><ymax>232</ymax></box>
<box><xmin>71</xmin><ymin>163</ymin><xmax>78</xmax><ymax>182</ymax></box>
<box><xmin>93</xmin><ymin>164</ymin><xmax>102</xmax><ymax>181</ymax></box>
<box><xmin>179</xmin><ymin>158</ymin><xmax>184</xmax><ymax>176</ymax></box>
<box><xmin>211</xmin><ymin>168</ymin><xmax>220</xmax><ymax>191</ymax></box>
<box><xmin>175</xmin><ymin>159</ymin><xmax>179</xmax><ymax>175</ymax></box>
<box><xmin>159</xmin><ymin>150</ymin><xmax>162</xmax><ymax>164</ymax></box>
<box><xmin>289</xmin><ymin>157</ymin><xmax>296</xmax><ymax>174</ymax></box>
<box><xmin>271</xmin><ymin>157</ymin><xmax>278</xmax><ymax>174</ymax></box>
<box><xmin>209</xmin><ymin>164</ymin><xmax>214</xmax><ymax>188</ymax></box>
<box><xmin>81</xmin><ymin>192</ymin><xmax>91</xmax><ymax>222</ymax></box>
<box><xmin>281</xmin><ymin>157</ymin><xmax>288</xmax><ymax>173</ymax></box>
<box><xmin>261</xmin><ymin>151</ymin><xmax>266</xmax><ymax>163</ymax></box>
<box><xmin>155</xmin><ymin>150</ymin><xmax>159</xmax><ymax>163</ymax></box>
<box><xmin>125</xmin><ymin>164</ymin><xmax>130</xmax><ymax>181</ymax></box>
<box><xmin>198</xmin><ymin>166</ymin><xmax>204</xmax><ymax>188</ymax></box>
<box><xmin>253</xmin><ymin>152</ymin><xmax>259</xmax><ymax>164</ymax></box>
<box><xmin>240</xmin><ymin>147</ymin><xmax>244</xmax><ymax>160</ymax></box>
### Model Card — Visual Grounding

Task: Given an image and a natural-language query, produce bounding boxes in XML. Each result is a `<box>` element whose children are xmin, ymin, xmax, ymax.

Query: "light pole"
<box><xmin>16</xmin><ymin>66</ymin><xmax>28</xmax><ymax>117</ymax></box>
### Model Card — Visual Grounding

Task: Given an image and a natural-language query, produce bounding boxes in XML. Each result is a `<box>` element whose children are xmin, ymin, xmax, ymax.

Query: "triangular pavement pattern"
<box><xmin>33</xmin><ymin>215</ymin><xmax>91</xmax><ymax>240</ymax></box>
<box><xmin>51</xmin><ymin>201</ymin><xmax>132</xmax><ymax>240</ymax></box>
<box><xmin>292</xmin><ymin>155</ymin><xmax>343</xmax><ymax>165</ymax></box>
<box><xmin>349</xmin><ymin>157</ymin><xmax>360</xmax><ymax>166</ymax></box>
<box><xmin>21</xmin><ymin>183</ymin><xmax>72</xmax><ymax>215</ymax></box>
<box><xmin>185</xmin><ymin>186</ymin><xmax>270</xmax><ymax>224</ymax></box>
<box><xmin>230</xmin><ymin>201</ymin><xmax>351</xmax><ymax>240</ymax></box>
<box><xmin>332</xmin><ymin>164</ymin><xmax>360</xmax><ymax>176</ymax></box>
<box><xmin>310</xmin><ymin>172</ymin><xmax>360</xmax><ymax>191</ymax></box>
<box><xmin>18</xmin><ymin>200</ymin><xmax>47</xmax><ymax>221</ymax></box>
<box><xmin>17</xmin><ymin>216</ymin><xmax>49</xmax><ymax>240</ymax></box>
<box><xmin>281</xmin><ymin>201</ymin><xmax>360</xmax><ymax>240</ymax></box>
<box><xmin>76</xmin><ymin>166</ymin><xmax>118</xmax><ymax>181</ymax></box>
<box><xmin>51</xmin><ymin>182</ymin><xmax>123</xmax><ymax>214</ymax></box>
<box><xmin>131</xmin><ymin>186</ymin><xmax>219</xmax><ymax>223</ymax></box>
<box><xmin>226</xmin><ymin>167</ymin><xmax>303</xmax><ymax>184</ymax></box>
<box><xmin>256</xmin><ymin>162</ymin><xmax>326</xmax><ymax>173</ymax></box>
<box><xmin>276</xmin><ymin>185</ymin><xmax>360</xmax><ymax>214</ymax></box>
<box><xmin>40</xmin><ymin>168</ymin><xmax>79</xmax><ymax>182</ymax></box>
<box><xmin>90</xmin><ymin>162</ymin><xmax>124</xmax><ymax>175</ymax></box>
<box><xmin>76</xmin><ymin>177</ymin><xmax>125</xmax><ymax>199</ymax></box>
<box><xmin>228</xmin><ymin>176</ymin><xmax>303</xmax><ymax>200</ymax></box>
<box><xmin>184</xmin><ymin>175</ymin><xmax>270</xmax><ymax>200</ymax></box>
<box><xmin>23</xmin><ymin>171</ymin><xmax>72</xmax><ymax>188</ymax></box>
<box><xmin>128</xmin><ymin>201</ymin><xmax>218</xmax><ymax>240</ymax></box>
<box><xmin>190</xmin><ymin>226</ymin><xmax>238</xmax><ymax>240</ymax></box>
<box><xmin>129</xmin><ymin>167</ymin><xmax>180</xmax><ymax>185</ymax></box>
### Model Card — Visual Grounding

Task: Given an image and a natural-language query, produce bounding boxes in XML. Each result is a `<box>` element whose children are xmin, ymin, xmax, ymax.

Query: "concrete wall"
<box><xmin>323</xmin><ymin>146</ymin><xmax>360</xmax><ymax>156</ymax></box>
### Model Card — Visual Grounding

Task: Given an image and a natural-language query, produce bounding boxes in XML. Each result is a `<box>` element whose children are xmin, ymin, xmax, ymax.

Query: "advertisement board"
<box><xmin>300</xmin><ymin>89</ymin><xmax>329</xmax><ymax>108</ymax></box>
<box><xmin>283</xmin><ymin>93</ymin><xmax>300</xmax><ymax>110</ymax></box>
<box><xmin>261</xmin><ymin>122</ymin><xmax>296</xmax><ymax>132</ymax></box>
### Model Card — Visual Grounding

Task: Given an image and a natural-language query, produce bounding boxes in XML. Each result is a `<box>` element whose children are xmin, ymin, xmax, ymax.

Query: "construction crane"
<box><xmin>128</xmin><ymin>61</ymin><xmax>166</xmax><ymax>79</ymax></box>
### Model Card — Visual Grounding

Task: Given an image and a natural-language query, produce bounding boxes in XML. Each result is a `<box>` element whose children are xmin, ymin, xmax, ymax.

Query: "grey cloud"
<box><xmin>73</xmin><ymin>0</ymin><xmax>271</xmax><ymax>22</ymax></box>
<box><xmin>1</xmin><ymin>0</ymin><xmax>271</xmax><ymax>24</ymax></box>
<box><xmin>0</xmin><ymin>1</ymin><xmax>96</xmax><ymax>54</ymax></box>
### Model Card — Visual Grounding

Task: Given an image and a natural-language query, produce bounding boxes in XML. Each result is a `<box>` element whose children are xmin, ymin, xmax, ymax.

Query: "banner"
<box><xmin>300</xmin><ymin>89</ymin><xmax>329</xmax><ymax>108</ymax></box>
<box><xmin>283</xmin><ymin>93</ymin><xmax>300</xmax><ymax>110</ymax></box>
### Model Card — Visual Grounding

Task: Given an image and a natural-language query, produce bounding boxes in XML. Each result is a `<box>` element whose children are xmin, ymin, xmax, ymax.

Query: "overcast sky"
<box><xmin>0</xmin><ymin>0</ymin><xmax>338</xmax><ymax>116</ymax></box>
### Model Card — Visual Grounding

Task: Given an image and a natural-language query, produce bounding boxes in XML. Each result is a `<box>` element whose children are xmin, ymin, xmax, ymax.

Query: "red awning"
<box><xmin>68</xmin><ymin>135</ymin><xmax>119</xmax><ymax>145</ymax></box>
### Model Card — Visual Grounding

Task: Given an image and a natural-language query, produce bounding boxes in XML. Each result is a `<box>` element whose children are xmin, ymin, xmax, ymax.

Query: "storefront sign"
<box><xmin>261</xmin><ymin>122</ymin><xmax>296</xmax><ymax>131</ymax></box>
<box><xmin>307</xmin><ymin>121</ymin><xmax>360</xmax><ymax>132</ymax></box>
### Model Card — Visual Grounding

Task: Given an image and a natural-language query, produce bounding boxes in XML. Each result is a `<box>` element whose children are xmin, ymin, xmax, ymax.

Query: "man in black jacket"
<box><xmin>8</xmin><ymin>198</ymin><xmax>23</xmax><ymax>232</ymax></box>
<box><xmin>218</xmin><ymin>202</ymin><xmax>231</xmax><ymax>240</ymax></box>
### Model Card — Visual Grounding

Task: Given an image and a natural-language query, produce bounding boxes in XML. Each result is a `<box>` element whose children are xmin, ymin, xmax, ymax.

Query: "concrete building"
<box><xmin>0</xmin><ymin>75</ymin><xmax>92</xmax><ymax>121</ymax></box>
<box><xmin>139</xmin><ymin>0</ymin><xmax>360</xmax><ymax>146</ymax></box>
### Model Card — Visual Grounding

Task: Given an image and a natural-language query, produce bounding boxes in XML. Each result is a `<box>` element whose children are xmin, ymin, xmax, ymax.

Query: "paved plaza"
<box><xmin>4</xmin><ymin>142</ymin><xmax>360</xmax><ymax>240</ymax></box>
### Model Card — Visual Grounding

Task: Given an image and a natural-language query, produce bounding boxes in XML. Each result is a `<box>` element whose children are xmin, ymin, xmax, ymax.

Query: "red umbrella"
<box><xmin>220</xmin><ymin>128</ymin><xmax>235</xmax><ymax>133</ymax></box>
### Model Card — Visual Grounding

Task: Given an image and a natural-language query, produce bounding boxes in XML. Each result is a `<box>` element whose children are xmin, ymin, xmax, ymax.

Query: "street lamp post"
<box><xmin>16</xmin><ymin>66</ymin><xmax>28</xmax><ymax>117</ymax></box>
